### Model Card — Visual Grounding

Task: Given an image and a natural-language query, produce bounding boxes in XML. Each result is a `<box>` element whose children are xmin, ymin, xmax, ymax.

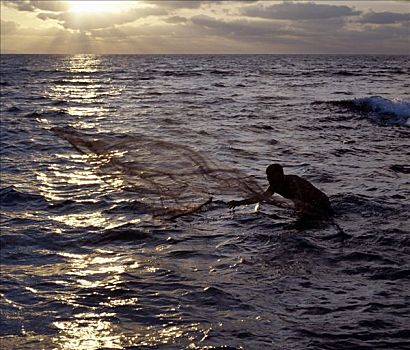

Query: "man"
<box><xmin>228</xmin><ymin>164</ymin><xmax>333</xmax><ymax>218</ymax></box>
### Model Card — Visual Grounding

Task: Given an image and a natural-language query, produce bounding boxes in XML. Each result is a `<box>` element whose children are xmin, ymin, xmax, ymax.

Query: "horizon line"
<box><xmin>1</xmin><ymin>52</ymin><xmax>409</xmax><ymax>56</ymax></box>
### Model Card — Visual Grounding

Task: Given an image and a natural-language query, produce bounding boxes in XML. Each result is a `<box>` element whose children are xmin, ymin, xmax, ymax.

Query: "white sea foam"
<box><xmin>352</xmin><ymin>96</ymin><xmax>410</xmax><ymax>126</ymax></box>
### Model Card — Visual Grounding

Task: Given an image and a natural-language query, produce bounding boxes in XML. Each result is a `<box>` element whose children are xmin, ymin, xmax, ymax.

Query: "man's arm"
<box><xmin>228</xmin><ymin>187</ymin><xmax>273</xmax><ymax>208</ymax></box>
<box><xmin>265</xmin><ymin>196</ymin><xmax>296</xmax><ymax>210</ymax></box>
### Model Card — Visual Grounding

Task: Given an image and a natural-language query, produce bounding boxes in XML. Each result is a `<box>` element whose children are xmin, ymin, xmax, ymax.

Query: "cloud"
<box><xmin>328</xmin><ymin>25</ymin><xmax>409</xmax><ymax>53</ymax></box>
<box><xmin>241</xmin><ymin>1</ymin><xmax>361</xmax><ymax>20</ymax></box>
<box><xmin>358</xmin><ymin>11</ymin><xmax>410</xmax><ymax>24</ymax></box>
<box><xmin>191</xmin><ymin>14</ymin><xmax>284</xmax><ymax>37</ymax></box>
<box><xmin>1</xmin><ymin>0</ymin><xmax>409</xmax><ymax>54</ymax></box>
<box><xmin>146</xmin><ymin>1</ymin><xmax>205</xmax><ymax>9</ymax></box>
<box><xmin>3</xmin><ymin>0</ymin><xmax>69</xmax><ymax>12</ymax></box>
<box><xmin>37</xmin><ymin>7</ymin><xmax>167</xmax><ymax>30</ymax></box>
<box><xmin>30</xmin><ymin>0</ymin><xmax>70</xmax><ymax>12</ymax></box>
<box><xmin>164</xmin><ymin>16</ymin><xmax>188</xmax><ymax>24</ymax></box>
<box><xmin>92</xmin><ymin>11</ymin><xmax>408</xmax><ymax>53</ymax></box>
<box><xmin>189</xmin><ymin>13</ymin><xmax>408</xmax><ymax>53</ymax></box>
<box><xmin>0</xmin><ymin>19</ymin><xmax>68</xmax><ymax>38</ymax></box>
<box><xmin>291</xmin><ymin>17</ymin><xmax>347</xmax><ymax>34</ymax></box>
<box><xmin>90</xmin><ymin>15</ymin><xmax>285</xmax><ymax>41</ymax></box>
<box><xmin>146</xmin><ymin>1</ymin><xmax>248</xmax><ymax>10</ymax></box>
<box><xmin>1</xmin><ymin>20</ymin><xmax>20</xmax><ymax>35</ymax></box>
<box><xmin>2</xmin><ymin>0</ymin><xmax>36</xmax><ymax>12</ymax></box>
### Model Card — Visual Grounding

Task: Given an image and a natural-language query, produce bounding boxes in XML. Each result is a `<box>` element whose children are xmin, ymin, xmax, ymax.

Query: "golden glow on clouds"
<box><xmin>1</xmin><ymin>1</ymin><xmax>409</xmax><ymax>53</ymax></box>
<box><xmin>67</xmin><ymin>1</ymin><xmax>131</xmax><ymax>13</ymax></box>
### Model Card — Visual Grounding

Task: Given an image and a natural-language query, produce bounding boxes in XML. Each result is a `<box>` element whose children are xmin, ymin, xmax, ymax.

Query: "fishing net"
<box><xmin>52</xmin><ymin>127</ymin><xmax>264</xmax><ymax>218</ymax></box>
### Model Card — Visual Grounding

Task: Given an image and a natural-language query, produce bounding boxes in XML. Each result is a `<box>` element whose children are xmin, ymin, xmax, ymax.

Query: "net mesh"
<box><xmin>52</xmin><ymin>127</ymin><xmax>264</xmax><ymax>217</ymax></box>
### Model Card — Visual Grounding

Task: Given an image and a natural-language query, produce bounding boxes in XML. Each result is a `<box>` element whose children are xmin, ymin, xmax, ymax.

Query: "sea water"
<box><xmin>1</xmin><ymin>54</ymin><xmax>409</xmax><ymax>349</ymax></box>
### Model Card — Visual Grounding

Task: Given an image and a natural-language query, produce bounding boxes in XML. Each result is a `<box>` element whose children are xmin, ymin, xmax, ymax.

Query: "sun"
<box><xmin>67</xmin><ymin>1</ymin><xmax>127</xmax><ymax>13</ymax></box>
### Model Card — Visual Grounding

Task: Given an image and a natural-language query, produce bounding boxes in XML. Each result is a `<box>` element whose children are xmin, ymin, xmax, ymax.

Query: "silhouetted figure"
<box><xmin>228</xmin><ymin>164</ymin><xmax>332</xmax><ymax>218</ymax></box>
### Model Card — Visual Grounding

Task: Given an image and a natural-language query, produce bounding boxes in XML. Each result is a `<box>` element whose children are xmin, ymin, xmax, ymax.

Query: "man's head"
<box><xmin>266</xmin><ymin>164</ymin><xmax>284</xmax><ymax>186</ymax></box>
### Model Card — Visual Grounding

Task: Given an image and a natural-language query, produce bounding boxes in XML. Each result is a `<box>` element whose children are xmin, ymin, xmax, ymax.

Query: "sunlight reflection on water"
<box><xmin>53</xmin><ymin>316</ymin><xmax>123</xmax><ymax>350</ymax></box>
<box><xmin>52</xmin><ymin>320</ymin><xmax>208</xmax><ymax>350</ymax></box>
<box><xmin>45</xmin><ymin>54</ymin><xmax>121</xmax><ymax>119</ymax></box>
<box><xmin>51</xmin><ymin>251</ymin><xmax>133</xmax><ymax>349</ymax></box>
<box><xmin>3</xmin><ymin>54</ymin><xmax>409</xmax><ymax>349</ymax></box>
<box><xmin>48</xmin><ymin>251</ymin><xmax>210</xmax><ymax>350</ymax></box>
<box><xmin>66</xmin><ymin>54</ymin><xmax>102</xmax><ymax>74</ymax></box>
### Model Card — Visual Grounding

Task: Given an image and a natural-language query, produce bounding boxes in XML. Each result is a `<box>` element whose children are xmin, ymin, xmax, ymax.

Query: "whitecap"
<box><xmin>352</xmin><ymin>96</ymin><xmax>410</xmax><ymax>126</ymax></box>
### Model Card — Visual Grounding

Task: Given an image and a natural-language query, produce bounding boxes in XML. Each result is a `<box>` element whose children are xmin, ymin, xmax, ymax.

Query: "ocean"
<box><xmin>1</xmin><ymin>54</ymin><xmax>409</xmax><ymax>349</ymax></box>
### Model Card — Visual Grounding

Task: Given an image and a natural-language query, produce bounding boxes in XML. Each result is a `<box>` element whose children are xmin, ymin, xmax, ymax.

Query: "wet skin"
<box><xmin>228</xmin><ymin>164</ymin><xmax>332</xmax><ymax>217</ymax></box>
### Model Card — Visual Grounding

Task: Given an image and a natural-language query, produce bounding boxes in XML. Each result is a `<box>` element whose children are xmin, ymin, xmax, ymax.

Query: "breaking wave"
<box><xmin>314</xmin><ymin>96</ymin><xmax>410</xmax><ymax>126</ymax></box>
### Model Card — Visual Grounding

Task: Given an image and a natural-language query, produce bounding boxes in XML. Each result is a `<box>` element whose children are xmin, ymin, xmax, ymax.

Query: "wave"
<box><xmin>390</xmin><ymin>164</ymin><xmax>410</xmax><ymax>174</ymax></box>
<box><xmin>0</xmin><ymin>186</ymin><xmax>47</xmax><ymax>207</ymax></box>
<box><xmin>24</xmin><ymin>110</ymin><xmax>70</xmax><ymax>119</ymax></box>
<box><xmin>333</xmin><ymin>70</ymin><xmax>363</xmax><ymax>76</ymax></box>
<box><xmin>331</xmin><ymin>193</ymin><xmax>398</xmax><ymax>218</ymax></box>
<box><xmin>299</xmin><ymin>69</ymin><xmax>363</xmax><ymax>77</ymax></box>
<box><xmin>52</xmin><ymin>79</ymin><xmax>98</xmax><ymax>86</ymax></box>
<box><xmin>138</xmin><ymin>76</ymin><xmax>156</xmax><ymax>81</ymax></box>
<box><xmin>51</xmin><ymin>100</ymin><xmax>69</xmax><ymax>106</ymax></box>
<box><xmin>6</xmin><ymin>106</ymin><xmax>22</xmax><ymax>112</ymax></box>
<box><xmin>162</xmin><ymin>70</ymin><xmax>202</xmax><ymax>77</ymax></box>
<box><xmin>313</xmin><ymin>96</ymin><xmax>410</xmax><ymax>126</ymax></box>
<box><xmin>208</xmin><ymin>69</ymin><xmax>231</xmax><ymax>75</ymax></box>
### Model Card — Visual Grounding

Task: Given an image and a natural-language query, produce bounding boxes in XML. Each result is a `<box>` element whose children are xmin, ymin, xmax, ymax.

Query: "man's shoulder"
<box><xmin>285</xmin><ymin>174</ymin><xmax>305</xmax><ymax>183</ymax></box>
<box><xmin>285</xmin><ymin>174</ymin><xmax>316</xmax><ymax>188</ymax></box>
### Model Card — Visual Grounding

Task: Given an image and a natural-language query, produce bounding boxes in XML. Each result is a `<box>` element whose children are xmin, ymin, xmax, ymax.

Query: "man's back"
<box><xmin>273</xmin><ymin>174</ymin><xmax>331</xmax><ymax>214</ymax></box>
<box><xmin>228</xmin><ymin>164</ymin><xmax>333</xmax><ymax>217</ymax></box>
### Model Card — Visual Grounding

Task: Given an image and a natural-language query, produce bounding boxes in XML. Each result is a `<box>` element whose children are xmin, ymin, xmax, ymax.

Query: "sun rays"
<box><xmin>2</xmin><ymin>1</ymin><xmax>409</xmax><ymax>54</ymax></box>
<box><xmin>67</xmin><ymin>0</ymin><xmax>137</xmax><ymax>13</ymax></box>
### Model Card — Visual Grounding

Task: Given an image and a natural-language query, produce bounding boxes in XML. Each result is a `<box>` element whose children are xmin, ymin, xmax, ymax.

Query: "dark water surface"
<box><xmin>1</xmin><ymin>55</ymin><xmax>410</xmax><ymax>349</ymax></box>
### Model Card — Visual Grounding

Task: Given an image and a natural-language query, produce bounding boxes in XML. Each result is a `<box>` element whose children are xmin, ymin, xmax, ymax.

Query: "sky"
<box><xmin>1</xmin><ymin>0</ymin><xmax>409</xmax><ymax>54</ymax></box>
